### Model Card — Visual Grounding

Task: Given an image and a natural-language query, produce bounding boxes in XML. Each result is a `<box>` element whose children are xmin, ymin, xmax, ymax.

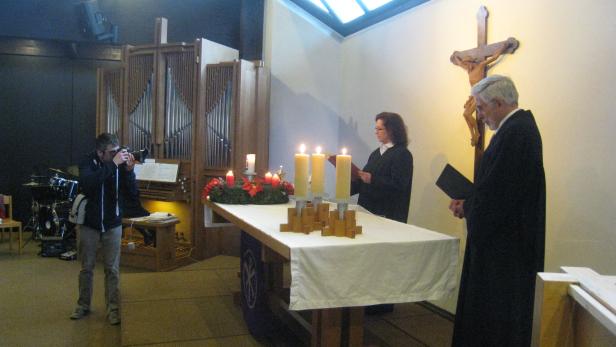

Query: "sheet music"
<box><xmin>134</xmin><ymin>162</ymin><xmax>178</xmax><ymax>183</ymax></box>
<box><xmin>128</xmin><ymin>212</ymin><xmax>176</xmax><ymax>223</ymax></box>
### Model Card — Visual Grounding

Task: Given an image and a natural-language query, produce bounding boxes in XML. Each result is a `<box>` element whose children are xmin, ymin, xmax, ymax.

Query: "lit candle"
<box><xmin>246</xmin><ymin>154</ymin><xmax>256</xmax><ymax>174</ymax></box>
<box><xmin>264</xmin><ymin>171</ymin><xmax>272</xmax><ymax>184</ymax></box>
<box><xmin>335</xmin><ymin>148</ymin><xmax>351</xmax><ymax>201</ymax></box>
<box><xmin>226</xmin><ymin>170</ymin><xmax>235</xmax><ymax>186</ymax></box>
<box><xmin>272</xmin><ymin>173</ymin><xmax>281</xmax><ymax>188</ymax></box>
<box><xmin>294</xmin><ymin>144</ymin><xmax>309</xmax><ymax>198</ymax></box>
<box><xmin>311</xmin><ymin>146</ymin><xmax>325</xmax><ymax>196</ymax></box>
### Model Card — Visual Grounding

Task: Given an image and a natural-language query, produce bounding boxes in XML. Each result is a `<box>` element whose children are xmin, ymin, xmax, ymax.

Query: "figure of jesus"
<box><xmin>451</xmin><ymin>37</ymin><xmax>516</xmax><ymax>146</ymax></box>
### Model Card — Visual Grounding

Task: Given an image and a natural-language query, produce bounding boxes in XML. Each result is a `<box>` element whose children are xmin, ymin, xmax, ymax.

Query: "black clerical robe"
<box><xmin>452</xmin><ymin>110</ymin><xmax>546</xmax><ymax>347</ymax></box>
<box><xmin>351</xmin><ymin>144</ymin><xmax>413</xmax><ymax>223</ymax></box>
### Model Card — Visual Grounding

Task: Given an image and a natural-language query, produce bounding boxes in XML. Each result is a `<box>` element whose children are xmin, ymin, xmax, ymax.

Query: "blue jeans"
<box><xmin>77</xmin><ymin>225</ymin><xmax>122</xmax><ymax>312</ymax></box>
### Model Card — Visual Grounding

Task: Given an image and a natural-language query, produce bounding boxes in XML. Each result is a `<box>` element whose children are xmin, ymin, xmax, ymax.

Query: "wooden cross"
<box><xmin>450</xmin><ymin>6</ymin><xmax>519</xmax><ymax>178</ymax></box>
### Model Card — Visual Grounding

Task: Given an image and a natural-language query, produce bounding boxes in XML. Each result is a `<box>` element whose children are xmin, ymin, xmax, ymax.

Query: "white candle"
<box><xmin>246</xmin><ymin>154</ymin><xmax>256</xmax><ymax>173</ymax></box>
<box><xmin>311</xmin><ymin>146</ymin><xmax>325</xmax><ymax>196</ymax></box>
<box><xmin>335</xmin><ymin>148</ymin><xmax>351</xmax><ymax>201</ymax></box>
<box><xmin>294</xmin><ymin>144</ymin><xmax>309</xmax><ymax>198</ymax></box>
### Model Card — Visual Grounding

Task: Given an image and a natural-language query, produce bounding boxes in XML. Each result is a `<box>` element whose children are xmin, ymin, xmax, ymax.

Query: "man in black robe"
<box><xmin>449</xmin><ymin>75</ymin><xmax>545</xmax><ymax>346</ymax></box>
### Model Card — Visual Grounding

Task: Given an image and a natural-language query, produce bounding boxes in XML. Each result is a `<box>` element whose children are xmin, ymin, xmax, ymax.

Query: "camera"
<box><xmin>119</xmin><ymin>147</ymin><xmax>149</xmax><ymax>162</ymax></box>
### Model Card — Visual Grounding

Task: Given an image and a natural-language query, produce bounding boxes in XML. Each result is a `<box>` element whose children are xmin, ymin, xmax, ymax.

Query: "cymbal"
<box><xmin>49</xmin><ymin>168</ymin><xmax>69</xmax><ymax>175</ymax></box>
<box><xmin>23</xmin><ymin>182</ymin><xmax>49</xmax><ymax>187</ymax></box>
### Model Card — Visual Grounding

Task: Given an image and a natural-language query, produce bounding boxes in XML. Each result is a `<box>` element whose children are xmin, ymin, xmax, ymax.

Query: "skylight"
<box><xmin>361</xmin><ymin>0</ymin><xmax>394</xmax><ymax>11</ymax></box>
<box><xmin>308</xmin><ymin>0</ymin><xmax>328</xmax><ymax>12</ymax></box>
<box><xmin>291</xmin><ymin>0</ymin><xmax>428</xmax><ymax>37</ymax></box>
<box><xmin>327</xmin><ymin>0</ymin><xmax>365</xmax><ymax>24</ymax></box>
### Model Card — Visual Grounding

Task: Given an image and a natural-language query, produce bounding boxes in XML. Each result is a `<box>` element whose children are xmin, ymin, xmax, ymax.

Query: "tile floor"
<box><xmin>0</xmin><ymin>233</ymin><xmax>454</xmax><ymax>346</ymax></box>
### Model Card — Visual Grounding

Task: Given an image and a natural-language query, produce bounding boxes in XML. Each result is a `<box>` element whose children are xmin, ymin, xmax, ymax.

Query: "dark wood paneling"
<box><xmin>0</xmin><ymin>37</ymin><xmax>122</xmax><ymax>61</ymax></box>
<box><xmin>0</xmin><ymin>55</ymin><xmax>120</xmax><ymax>222</ymax></box>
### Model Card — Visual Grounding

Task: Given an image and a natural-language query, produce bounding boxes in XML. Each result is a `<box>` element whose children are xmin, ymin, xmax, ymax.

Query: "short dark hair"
<box><xmin>375</xmin><ymin>112</ymin><xmax>408</xmax><ymax>146</ymax></box>
<box><xmin>95</xmin><ymin>133</ymin><xmax>119</xmax><ymax>151</ymax></box>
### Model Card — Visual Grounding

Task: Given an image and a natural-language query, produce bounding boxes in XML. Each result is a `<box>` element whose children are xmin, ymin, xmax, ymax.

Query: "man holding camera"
<box><xmin>70</xmin><ymin>133</ymin><xmax>138</xmax><ymax>325</ymax></box>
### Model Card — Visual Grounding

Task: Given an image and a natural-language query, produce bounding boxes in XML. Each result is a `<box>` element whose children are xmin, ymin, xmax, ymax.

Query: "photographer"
<box><xmin>70</xmin><ymin>133</ymin><xmax>137</xmax><ymax>325</ymax></box>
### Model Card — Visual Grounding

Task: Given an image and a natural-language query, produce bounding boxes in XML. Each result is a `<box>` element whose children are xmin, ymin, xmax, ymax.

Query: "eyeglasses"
<box><xmin>375</xmin><ymin>127</ymin><xmax>386</xmax><ymax>132</ymax></box>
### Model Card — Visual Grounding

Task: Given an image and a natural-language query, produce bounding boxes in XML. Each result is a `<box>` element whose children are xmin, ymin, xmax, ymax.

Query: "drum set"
<box><xmin>23</xmin><ymin>168</ymin><xmax>79</xmax><ymax>241</ymax></box>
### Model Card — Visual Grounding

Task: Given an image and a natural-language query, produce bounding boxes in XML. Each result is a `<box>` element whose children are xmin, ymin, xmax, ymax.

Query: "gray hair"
<box><xmin>471</xmin><ymin>75</ymin><xmax>519</xmax><ymax>106</ymax></box>
<box><xmin>95</xmin><ymin>132</ymin><xmax>119</xmax><ymax>151</ymax></box>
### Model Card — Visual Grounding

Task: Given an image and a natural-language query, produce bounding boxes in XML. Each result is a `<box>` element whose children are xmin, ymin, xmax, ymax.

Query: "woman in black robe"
<box><xmin>351</xmin><ymin>112</ymin><xmax>413</xmax><ymax>223</ymax></box>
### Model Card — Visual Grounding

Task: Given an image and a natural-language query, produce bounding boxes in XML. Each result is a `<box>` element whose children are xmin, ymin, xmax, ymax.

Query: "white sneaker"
<box><xmin>108</xmin><ymin>310</ymin><xmax>121</xmax><ymax>325</ymax></box>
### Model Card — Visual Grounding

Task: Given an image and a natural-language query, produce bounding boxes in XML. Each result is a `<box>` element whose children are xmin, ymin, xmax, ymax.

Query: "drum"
<box><xmin>49</xmin><ymin>177</ymin><xmax>79</xmax><ymax>201</ymax></box>
<box><xmin>63</xmin><ymin>179</ymin><xmax>79</xmax><ymax>201</ymax></box>
<box><xmin>38</xmin><ymin>203</ymin><xmax>69</xmax><ymax>240</ymax></box>
<box><xmin>29</xmin><ymin>184</ymin><xmax>57</xmax><ymax>204</ymax></box>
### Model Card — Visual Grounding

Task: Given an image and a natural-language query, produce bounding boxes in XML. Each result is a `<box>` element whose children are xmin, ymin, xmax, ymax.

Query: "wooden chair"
<box><xmin>0</xmin><ymin>195</ymin><xmax>23</xmax><ymax>254</ymax></box>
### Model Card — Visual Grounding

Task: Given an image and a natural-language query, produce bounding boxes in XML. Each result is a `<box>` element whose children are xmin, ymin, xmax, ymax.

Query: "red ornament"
<box><xmin>281</xmin><ymin>181</ymin><xmax>294</xmax><ymax>195</ymax></box>
<box><xmin>241</xmin><ymin>176</ymin><xmax>263</xmax><ymax>197</ymax></box>
<box><xmin>202</xmin><ymin>178</ymin><xmax>221</xmax><ymax>199</ymax></box>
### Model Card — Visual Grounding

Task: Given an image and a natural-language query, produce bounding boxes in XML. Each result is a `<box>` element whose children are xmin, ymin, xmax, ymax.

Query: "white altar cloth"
<box><xmin>212</xmin><ymin>202</ymin><xmax>459</xmax><ymax>310</ymax></box>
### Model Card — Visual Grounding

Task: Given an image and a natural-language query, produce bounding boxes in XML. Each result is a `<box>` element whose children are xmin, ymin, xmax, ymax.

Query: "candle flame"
<box><xmin>226</xmin><ymin>170</ymin><xmax>233</xmax><ymax>176</ymax></box>
<box><xmin>299</xmin><ymin>143</ymin><xmax>306</xmax><ymax>153</ymax></box>
<box><xmin>341</xmin><ymin>148</ymin><xmax>347</xmax><ymax>155</ymax></box>
<box><xmin>265</xmin><ymin>171</ymin><xmax>272</xmax><ymax>177</ymax></box>
<box><xmin>316</xmin><ymin>146</ymin><xmax>322</xmax><ymax>154</ymax></box>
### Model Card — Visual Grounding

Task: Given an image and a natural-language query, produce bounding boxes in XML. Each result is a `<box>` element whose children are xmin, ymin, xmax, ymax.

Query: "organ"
<box><xmin>96</xmin><ymin>18</ymin><xmax>269</xmax><ymax>261</ymax></box>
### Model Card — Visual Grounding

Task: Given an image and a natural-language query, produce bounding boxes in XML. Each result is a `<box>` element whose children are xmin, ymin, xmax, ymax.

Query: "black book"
<box><xmin>436</xmin><ymin>164</ymin><xmax>473</xmax><ymax>199</ymax></box>
<box><xmin>327</xmin><ymin>155</ymin><xmax>360</xmax><ymax>179</ymax></box>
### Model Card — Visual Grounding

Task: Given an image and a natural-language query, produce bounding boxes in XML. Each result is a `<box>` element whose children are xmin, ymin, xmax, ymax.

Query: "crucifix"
<box><xmin>450</xmin><ymin>5</ymin><xmax>519</xmax><ymax>178</ymax></box>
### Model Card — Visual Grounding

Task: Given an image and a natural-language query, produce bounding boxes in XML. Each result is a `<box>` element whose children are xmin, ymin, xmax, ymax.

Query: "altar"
<box><xmin>206</xmin><ymin>200</ymin><xmax>459</xmax><ymax>346</ymax></box>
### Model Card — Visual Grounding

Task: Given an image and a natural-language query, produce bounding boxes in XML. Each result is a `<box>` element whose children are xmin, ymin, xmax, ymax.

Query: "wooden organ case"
<box><xmin>96</xmin><ymin>18</ymin><xmax>269</xmax><ymax>261</ymax></box>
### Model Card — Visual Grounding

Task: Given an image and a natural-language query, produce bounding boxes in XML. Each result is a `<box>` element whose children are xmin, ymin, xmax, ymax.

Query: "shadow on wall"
<box><xmin>413</xmin><ymin>153</ymin><xmax>465</xmax><ymax>234</ymax></box>
<box><xmin>338</xmin><ymin>116</ymin><xmax>372</xmax><ymax>167</ymax></box>
<box><xmin>269</xmin><ymin>77</ymin><xmax>370</xmax><ymax>197</ymax></box>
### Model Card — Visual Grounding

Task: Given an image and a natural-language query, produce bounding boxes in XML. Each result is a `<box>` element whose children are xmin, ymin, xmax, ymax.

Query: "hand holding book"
<box><xmin>436</xmin><ymin>164</ymin><xmax>473</xmax><ymax>199</ymax></box>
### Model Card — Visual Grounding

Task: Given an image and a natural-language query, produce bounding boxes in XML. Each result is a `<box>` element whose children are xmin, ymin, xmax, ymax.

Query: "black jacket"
<box><xmin>351</xmin><ymin>144</ymin><xmax>413</xmax><ymax>223</ymax></box>
<box><xmin>453</xmin><ymin>110</ymin><xmax>546</xmax><ymax>347</ymax></box>
<box><xmin>78</xmin><ymin>151</ymin><xmax>138</xmax><ymax>231</ymax></box>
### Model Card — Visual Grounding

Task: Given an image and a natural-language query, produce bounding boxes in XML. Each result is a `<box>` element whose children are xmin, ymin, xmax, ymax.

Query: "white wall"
<box><xmin>263</xmin><ymin>0</ymin><xmax>343</xmax><ymax>194</ymax></box>
<box><xmin>266</xmin><ymin>0</ymin><xmax>616</xmax><ymax>313</ymax></box>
